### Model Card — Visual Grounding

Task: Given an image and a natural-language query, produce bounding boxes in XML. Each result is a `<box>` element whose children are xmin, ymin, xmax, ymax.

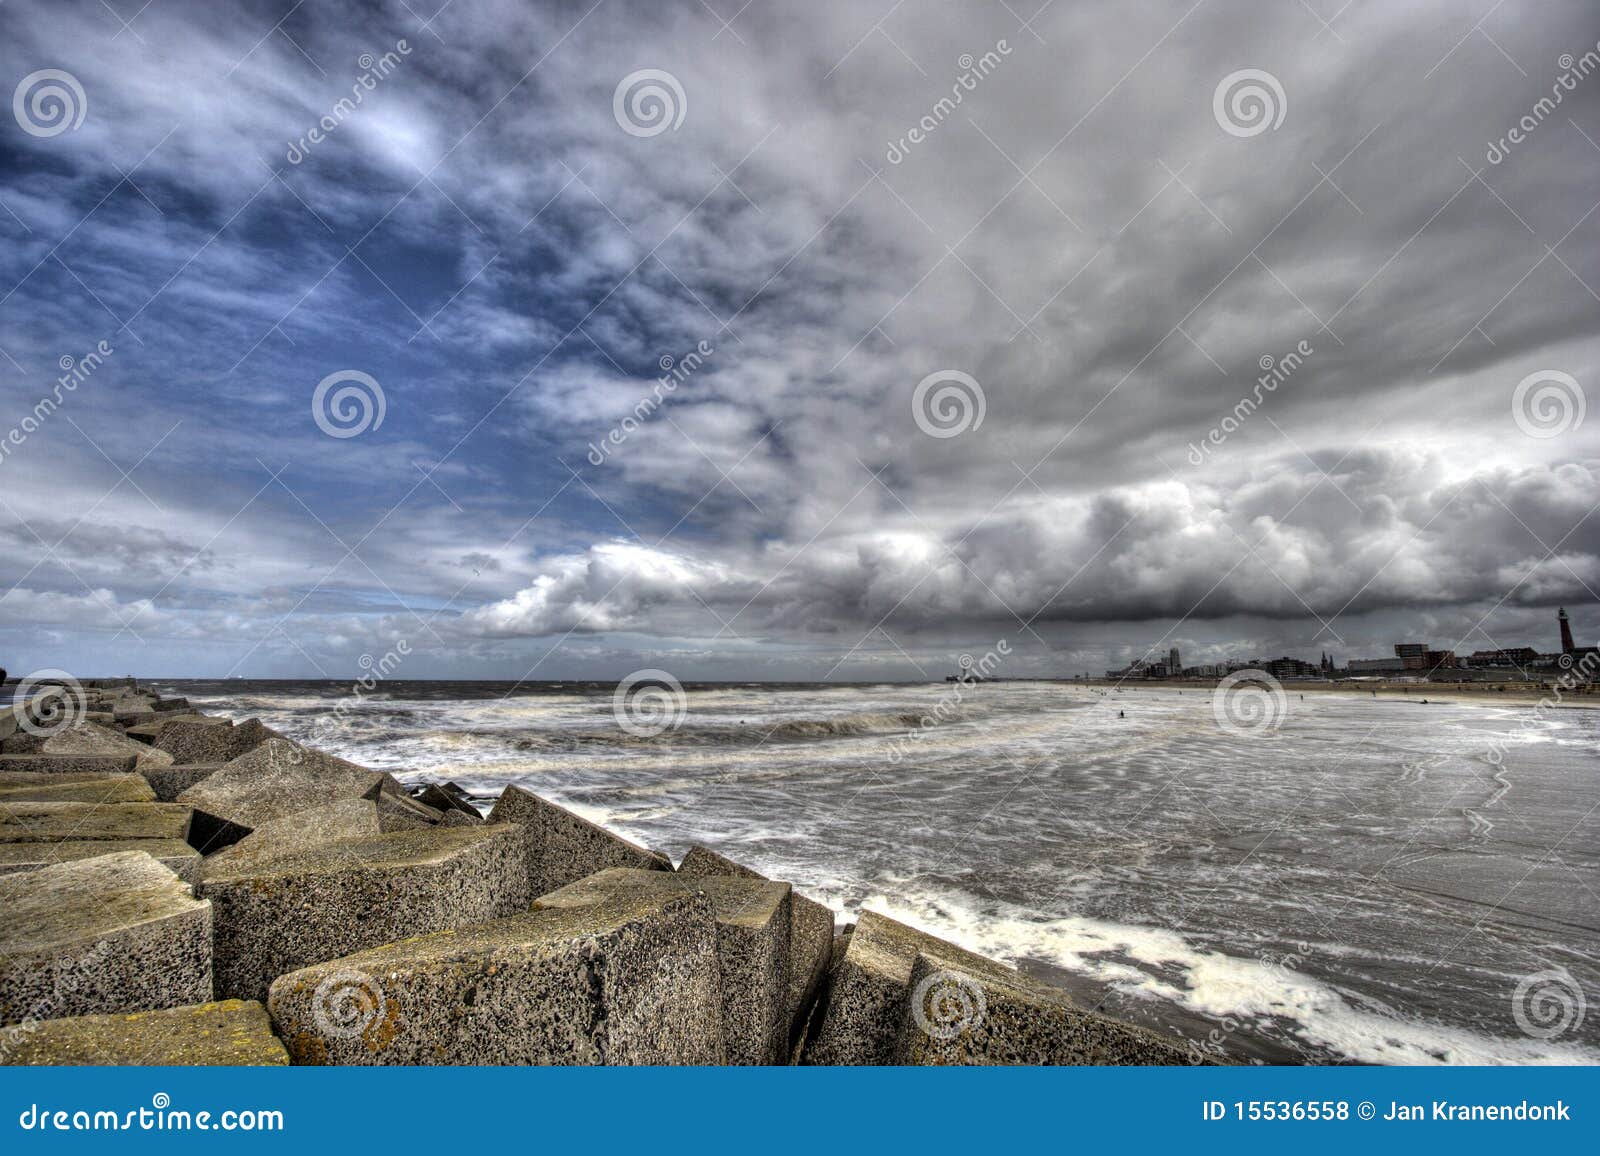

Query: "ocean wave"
<box><xmin>761</xmin><ymin>710</ymin><xmax>941</xmax><ymax>739</ymax></box>
<box><xmin>394</xmin><ymin>709</ymin><xmax>951</xmax><ymax>753</ymax></box>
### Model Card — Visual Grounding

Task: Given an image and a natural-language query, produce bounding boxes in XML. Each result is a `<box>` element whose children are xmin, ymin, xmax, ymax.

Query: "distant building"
<box><xmin>1258</xmin><ymin>656</ymin><xmax>1322</xmax><ymax>680</ymax></box>
<box><xmin>1168</xmin><ymin>647</ymin><xmax>1181</xmax><ymax>674</ymax></box>
<box><xmin>1556</xmin><ymin>606</ymin><xmax>1600</xmax><ymax>676</ymax></box>
<box><xmin>1394</xmin><ymin>642</ymin><xmax>1428</xmax><ymax>670</ymax></box>
<box><xmin>1463</xmin><ymin>647</ymin><xmax>1539</xmax><ymax>669</ymax></box>
<box><xmin>1348</xmin><ymin>657</ymin><xmax>1406</xmax><ymax>673</ymax></box>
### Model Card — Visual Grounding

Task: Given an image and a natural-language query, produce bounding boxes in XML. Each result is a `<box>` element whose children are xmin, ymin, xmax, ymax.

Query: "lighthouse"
<box><xmin>1559</xmin><ymin>607</ymin><xmax>1576</xmax><ymax>655</ymax></box>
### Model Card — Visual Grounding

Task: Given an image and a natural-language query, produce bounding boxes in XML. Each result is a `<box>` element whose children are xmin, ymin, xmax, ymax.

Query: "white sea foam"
<box><xmin>864</xmin><ymin>890</ymin><xmax>1600</xmax><ymax>1066</ymax></box>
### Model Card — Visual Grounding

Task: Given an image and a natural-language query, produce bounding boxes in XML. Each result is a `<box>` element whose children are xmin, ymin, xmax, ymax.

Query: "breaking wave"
<box><xmin>762</xmin><ymin>710</ymin><xmax>939</xmax><ymax>739</ymax></box>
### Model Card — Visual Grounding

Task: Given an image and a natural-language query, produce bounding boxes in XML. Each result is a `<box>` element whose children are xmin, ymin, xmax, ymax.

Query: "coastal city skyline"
<box><xmin>1097</xmin><ymin>605</ymin><xmax>1598</xmax><ymax>682</ymax></box>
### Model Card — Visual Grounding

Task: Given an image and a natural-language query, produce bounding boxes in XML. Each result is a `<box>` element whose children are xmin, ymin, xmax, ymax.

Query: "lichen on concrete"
<box><xmin>2</xmin><ymin>999</ymin><xmax>288</xmax><ymax>1066</ymax></box>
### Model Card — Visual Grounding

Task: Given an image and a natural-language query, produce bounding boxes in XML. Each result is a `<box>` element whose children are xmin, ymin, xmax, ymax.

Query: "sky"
<box><xmin>0</xmin><ymin>0</ymin><xmax>1598</xmax><ymax>682</ymax></box>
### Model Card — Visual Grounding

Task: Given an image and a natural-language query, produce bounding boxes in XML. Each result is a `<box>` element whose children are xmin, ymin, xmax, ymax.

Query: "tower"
<box><xmin>1559</xmin><ymin>607</ymin><xmax>1576</xmax><ymax>654</ymax></box>
<box><xmin>1169</xmin><ymin>647</ymin><xmax>1181</xmax><ymax>674</ymax></box>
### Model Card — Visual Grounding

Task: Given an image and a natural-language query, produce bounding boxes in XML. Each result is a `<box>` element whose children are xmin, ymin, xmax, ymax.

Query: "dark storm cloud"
<box><xmin>1</xmin><ymin>0</ymin><xmax>1597</xmax><ymax>677</ymax></box>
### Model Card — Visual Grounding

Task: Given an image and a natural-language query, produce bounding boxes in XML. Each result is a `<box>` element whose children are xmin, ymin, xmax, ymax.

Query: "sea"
<box><xmin>146</xmin><ymin>677</ymin><xmax>1600</xmax><ymax>1065</ymax></box>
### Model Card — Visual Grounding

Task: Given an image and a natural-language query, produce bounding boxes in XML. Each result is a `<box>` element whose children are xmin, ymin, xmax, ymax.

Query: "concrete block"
<box><xmin>0</xmin><ymin>705</ymin><xmax>21</xmax><ymax>744</ymax></box>
<box><xmin>678</xmin><ymin>844</ymin><xmax>764</xmax><ymax>879</ymax></box>
<box><xmin>414</xmin><ymin>782</ymin><xmax>481</xmax><ymax>820</ymax></box>
<box><xmin>0</xmin><ymin>754</ymin><xmax>139</xmax><ymax>776</ymax></box>
<box><xmin>0</xmin><ymin>999</ymin><xmax>288</xmax><ymax>1066</ymax></box>
<box><xmin>113</xmin><ymin>698</ymin><xmax>161</xmax><ymax>725</ymax></box>
<box><xmin>268</xmin><ymin>872</ymin><xmax>723</xmax><ymax>1065</ymax></box>
<box><xmin>700</xmin><ymin>876</ymin><xmax>792</xmax><ymax>1065</ymax></box>
<box><xmin>438</xmin><ymin>809</ymin><xmax>483</xmax><ymax>828</ymax></box>
<box><xmin>893</xmin><ymin>952</ymin><xmax>1193</xmax><ymax>1065</ymax></box>
<box><xmin>802</xmin><ymin>910</ymin><xmax>1007</xmax><ymax>1066</ymax></box>
<box><xmin>678</xmin><ymin>843</ymin><xmax>836</xmax><ymax>1045</ymax></box>
<box><xmin>0</xmin><ymin>851</ymin><xmax>212</xmax><ymax>1025</ymax></box>
<box><xmin>8</xmin><ymin>721</ymin><xmax>175</xmax><ymax>774</ymax></box>
<box><xmin>487</xmin><ymin>785</ymin><xmax>670</xmax><ymax>896</ymax></box>
<box><xmin>535</xmin><ymin>868</ymin><xmax>789</xmax><ymax>1064</ymax></box>
<box><xmin>0</xmin><ymin>840</ymin><xmax>200</xmax><ymax>884</ymax></box>
<box><xmin>153</xmin><ymin>718</ymin><xmax>272</xmax><ymax>765</ymax></box>
<box><xmin>0</xmin><ymin>801</ymin><xmax>192</xmax><ymax>844</ymax></box>
<box><xmin>0</xmin><ymin>772</ymin><xmax>155</xmax><ymax>804</ymax></box>
<box><xmin>203</xmin><ymin>800</ymin><xmax>381</xmax><ymax>877</ymax></box>
<box><xmin>2</xmin><ymin>693</ymin><xmax>82</xmax><ymax>742</ymax></box>
<box><xmin>123</xmin><ymin>715</ymin><xmax>225</xmax><ymax>745</ymax></box>
<box><xmin>374</xmin><ymin>788</ymin><xmax>443</xmax><ymax>831</ymax></box>
<box><xmin>141</xmin><ymin>763</ymin><xmax>223</xmax><ymax>803</ymax></box>
<box><xmin>178</xmin><ymin>738</ymin><xmax>385</xmax><ymax>836</ymax></box>
<box><xmin>201</xmin><ymin>822</ymin><xmax>531</xmax><ymax>1002</ymax></box>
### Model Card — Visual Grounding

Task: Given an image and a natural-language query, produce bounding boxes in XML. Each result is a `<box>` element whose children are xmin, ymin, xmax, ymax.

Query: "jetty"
<box><xmin>0</xmin><ymin>678</ymin><xmax>1194</xmax><ymax>1066</ymax></box>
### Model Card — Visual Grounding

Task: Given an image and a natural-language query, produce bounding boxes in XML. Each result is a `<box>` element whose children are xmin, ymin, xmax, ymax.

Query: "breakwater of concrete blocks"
<box><xmin>0</xmin><ymin>677</ymin><xmax>1199</xmax><ymax>1066</ymax></box>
